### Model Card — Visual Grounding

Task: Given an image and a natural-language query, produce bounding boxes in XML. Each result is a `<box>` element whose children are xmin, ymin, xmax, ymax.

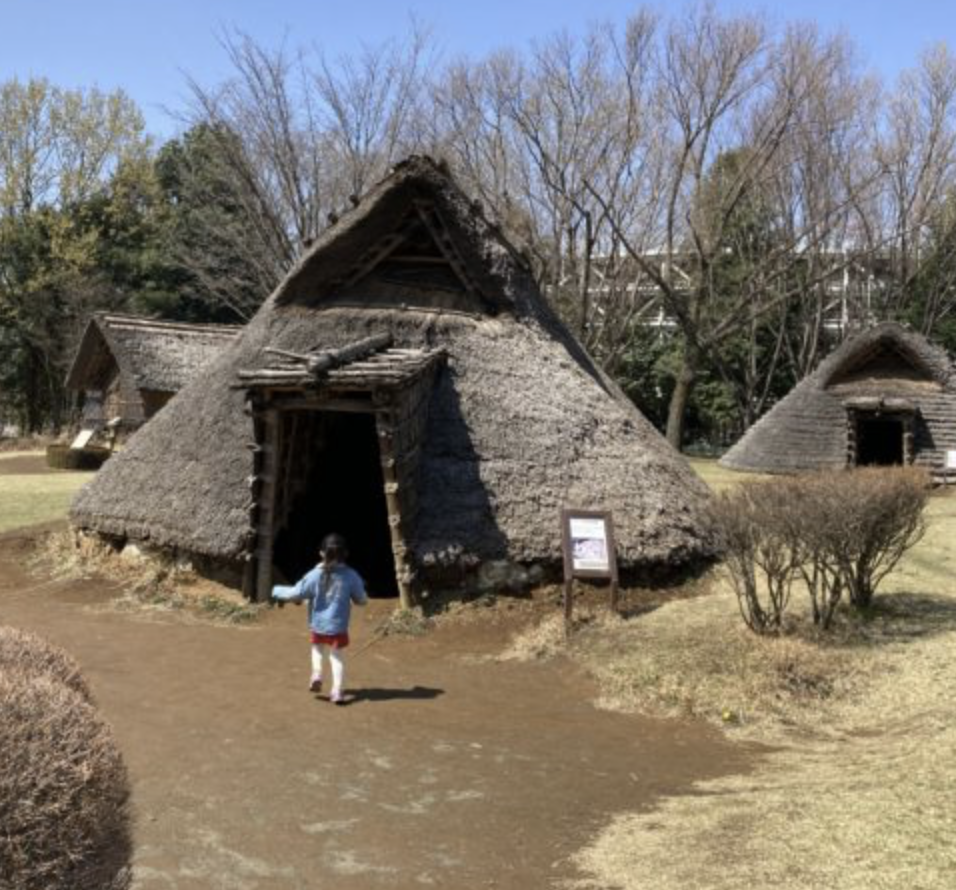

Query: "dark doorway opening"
<box><xmin>272</xmin><ymin>411</ymin><xmax>399</xmax><ymax>598</ymax></box>
<box><xmin>856</xmin><ymin>416</ymin><xmax>904</xmax><ymax>466</ymax></box>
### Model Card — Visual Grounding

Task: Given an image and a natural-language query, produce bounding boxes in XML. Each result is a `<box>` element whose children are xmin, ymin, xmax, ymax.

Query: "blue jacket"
<box><xmin>272</xmin><ymin>564</ymin><xmax>368</xmax><ymax>635</ymax></box>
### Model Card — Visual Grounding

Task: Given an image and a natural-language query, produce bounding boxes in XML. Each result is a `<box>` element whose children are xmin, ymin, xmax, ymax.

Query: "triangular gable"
<box><xmin>65</xmin><ymin>318</ymin><xmax>123</xmax><ymax>391</ymax></box>
<box><xmin>824</xmin><ymin>337</ymin><xmax>941</xmax><ymax>389</ymax></box>
<box><xmin>274</xmin><ymin>157</ymin><xmax>516</xmax><ymax>316</ymax></box>
<box><xmin>326</xmin><ymin>201</ymin><xmax>489</xmax><ymax>314</ymax></box>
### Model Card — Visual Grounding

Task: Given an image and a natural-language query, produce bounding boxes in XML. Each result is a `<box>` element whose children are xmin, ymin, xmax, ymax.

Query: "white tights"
<box><xmin>311</xmin><ymin>644</ymin><xmax>345</xmax><ymax>693</ymax></box>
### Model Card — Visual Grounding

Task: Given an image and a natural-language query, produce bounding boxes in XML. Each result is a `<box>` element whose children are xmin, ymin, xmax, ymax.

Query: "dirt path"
<box><xmin>0</xmin><ymin>530</ymin><xmax>756</xmax><ymax>890</ymax></box>
<box><xmin>0</xmin><ymin>453</ymin><xmax>54</xmax><ymax>475</ymax></box>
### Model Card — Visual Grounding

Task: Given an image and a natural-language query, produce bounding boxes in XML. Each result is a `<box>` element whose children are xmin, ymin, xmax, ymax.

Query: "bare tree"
<box><xmin>580</xmin><ymin>11</ymin><xmax>876</xmax><ymax>447</ymax></box>
<box><xmin>178</xmin><ymin>26</ymin><xmax>433</xmax><ymax>318</ymax></box>
<box><xmin>429</xmin><ymin>16</ymin><xmax>669</xmax><ymax>367</ymax></box>
<box><xmin>868</xmin><ymin>44</ymin><xmax>956</xmax><ymax>328</ymax></box>
<box><xmin>173</xmin><ymin>11</ymin><xmax>955</xmax><ymax>443</ymax></box>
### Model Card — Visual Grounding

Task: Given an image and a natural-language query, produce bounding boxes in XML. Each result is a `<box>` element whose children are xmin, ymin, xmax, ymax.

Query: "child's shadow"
<box><xmin>342</xmin><ymin>686</ymin><xmax>444</xmax><ymax>705</ymax></box>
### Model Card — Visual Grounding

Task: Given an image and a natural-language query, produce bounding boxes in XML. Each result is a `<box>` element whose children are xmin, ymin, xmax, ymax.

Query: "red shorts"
<box><xmin>310</xmin><ymin>631</ymin><xmax>349</xmax><ymax>649</ymax></box>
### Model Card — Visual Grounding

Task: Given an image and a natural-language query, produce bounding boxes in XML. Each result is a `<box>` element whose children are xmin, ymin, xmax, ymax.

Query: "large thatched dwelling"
<box><xmin>721</xmin><ymin>322</ymin><xmax>956</xmax><ymax>475</ymax></box>
<box><xmin>66</xmin><ymin>314</ymin><xmax>240</xmax><ymax>430</ymax></box>
<box><xmin>70</xmin><ymin>157</ymin><xmax>713</xmax><ymax>605</ymax></box>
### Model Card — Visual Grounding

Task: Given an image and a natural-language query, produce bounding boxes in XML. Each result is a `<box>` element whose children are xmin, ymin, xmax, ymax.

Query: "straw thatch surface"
<box><xmin>66</xmin><ymin>314</ymin><xmax>240</xmax><ymax>424</ymax></box>
<box><xmin>71</xmin><ymin>157</ymin><xmax>713</xmax><ymax>584</ymax></box>
<box><xmin>722</xmin><ymin>323</ymin><xmax>956</xmax><ymax>474</ymax></box>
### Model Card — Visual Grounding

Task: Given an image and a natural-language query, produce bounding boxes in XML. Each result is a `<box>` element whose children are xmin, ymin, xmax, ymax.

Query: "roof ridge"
<box><xmin>97</xmin><ymin>313</ymin><xmax>241</xmax><ymax>336</ymax></box>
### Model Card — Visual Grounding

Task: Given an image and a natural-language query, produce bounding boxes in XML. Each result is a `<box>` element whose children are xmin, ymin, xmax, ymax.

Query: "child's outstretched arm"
<box><xmin>350</xmin><ymin>574</ymin><xmax>369</xmax><ymax>606</ymax></box>
<box><xmin>271</xmin><ymin>568</ymin><xmax>319</xmax><ymax>604</ymax></box>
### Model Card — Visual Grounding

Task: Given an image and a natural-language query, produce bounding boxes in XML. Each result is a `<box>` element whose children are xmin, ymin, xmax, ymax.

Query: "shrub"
<box><xmin>0</xmin><ymin>626</ymin><xmax>92</xmax><ymax>701</ymax></box>
<box><xmin>0</xmin><ymin>672</ymin><xmax>132</xmax><ymax>890</ymax></box>
<box><xmin>45</xmin><ymin>443</ymin><xmax>111</xmax><ymax>471</ymax></box>
<box><xmin>713</xmin><ymin>467</ymin><xmax>930</xmax><ymax>632</ymax></box>
<box><xmin>710</xmin><ymin>483</ymin><xmax>799</xmax><ymax>633</ymax></box>
<box><xmin>826</xmin><ymin>467</ymin><xmax>928</xmax><ymax>609</ymax></box>
<box><xmin>783</xmin><ymin>474</ymin><xmax>850</xmax><ymax>630</ymax></box>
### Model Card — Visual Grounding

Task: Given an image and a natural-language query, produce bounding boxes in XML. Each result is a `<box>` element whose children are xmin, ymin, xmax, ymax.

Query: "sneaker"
<box><xmin>329</xmin><ymin>690</ymin><xmax>345</xmax><ymax>705</ymax></box>
<box><xmin>309</xmin><ymin>674</ymin><xmax>323</xmax><ymax>693</ymax></box>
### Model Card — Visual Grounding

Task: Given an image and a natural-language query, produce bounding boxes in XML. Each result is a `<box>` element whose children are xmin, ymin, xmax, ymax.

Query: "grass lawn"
<box><xmin>687</xmin><ymin>455</ymin><xmax>768</xmax><ymax>490</ymax></box>
<box><xmin>0</xmin><ymin>453</ymin><xmax>93</xmax><ymax>533</ymax></box>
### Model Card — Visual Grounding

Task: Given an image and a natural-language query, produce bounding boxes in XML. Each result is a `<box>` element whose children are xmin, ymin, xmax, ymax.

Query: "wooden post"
<box><xmin>254</xmin><ymin>407</ymin><xmax>280</xmax><ymax>602</ymax></box>
<box><xmin>846</xmin><ymin>408</ymin><xmax>857</xmax><ymax>468</ymax></box>
<box><xmin>563</xmin><ymin>578</ymin><xmax>574</xmax><ymax>638</ymax></box>
<box><xmin>903</xmin><ymin>414</ymin><xmax>915</xmax><ymax>465</ymax></box>
<box><xmin>375</xmin><ymin>405</ymin><xmax>415</xmax><ymax>611</ymax></box>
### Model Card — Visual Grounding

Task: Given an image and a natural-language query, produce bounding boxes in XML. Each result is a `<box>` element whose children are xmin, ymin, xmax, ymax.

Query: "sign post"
<box><xmin>561</xmin><ymin>509</ymin><xmax>619</xmax><ymax>636</ymax></box>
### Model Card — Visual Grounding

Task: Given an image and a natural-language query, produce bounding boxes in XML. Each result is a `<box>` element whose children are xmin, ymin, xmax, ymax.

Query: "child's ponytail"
<box><xmin>319</xmin><ymin>533</ymin><xmax>348</xmax><ymax>594</ymax></box>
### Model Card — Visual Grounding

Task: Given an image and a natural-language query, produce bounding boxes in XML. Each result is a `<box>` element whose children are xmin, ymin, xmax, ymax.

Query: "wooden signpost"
<box><xmin>561</xmin><ymin>509</ymin><xmax>619</xmax><ymax>635</ymax></box>
<box><xmin>945</xmin><ymin>450</ymin><xmax>956</xmax><ymax>486</ymax></box>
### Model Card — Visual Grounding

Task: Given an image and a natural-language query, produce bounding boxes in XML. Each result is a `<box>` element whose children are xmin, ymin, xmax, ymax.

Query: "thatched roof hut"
<box><xmin>721</xmin><ymin>322</ymin><xmax>956</xmax><ymax>475</ymax></box>
<box><xmin>71</xmin><ymin>157</ymin><xmax>713</xmax><ymax>603</ymax></box>
<box><xmin>66</xmin><ymin>314</ymin><xmax>239</xmax><ymax>429</ymax></box>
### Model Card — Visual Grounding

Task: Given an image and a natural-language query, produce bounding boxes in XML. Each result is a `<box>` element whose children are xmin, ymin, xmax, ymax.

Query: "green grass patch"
<box><xmin>0</xmin><ymin>457</ymin><xmax>93</xmax><ymax>532</ymax></box>
<box><xmin>687</xmin><ymin>456</ymin><xmax>771</xmax><ymax>491</ymax></box>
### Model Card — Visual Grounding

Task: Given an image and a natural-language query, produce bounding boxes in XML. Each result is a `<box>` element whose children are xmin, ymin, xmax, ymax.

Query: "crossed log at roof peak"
<box><xmin>263</xmin><ymin>333</ymin><xmax>393</xmax><ymax>378</ymax></box>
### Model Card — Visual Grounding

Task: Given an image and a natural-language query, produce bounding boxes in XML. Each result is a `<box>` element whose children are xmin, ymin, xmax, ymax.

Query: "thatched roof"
<box><xmin>721</xmin><ymin>322</ymin><xmax>956</xmax><ymax>474</ymax></box>
<box><xmin>71</xmin><ymin>156</ymin><xmax>713</xmax><ymax>580</ymax></box>
<box><xmin>66</xmin><ymin>314</ymin><xmax>240</xmax><ymax>394</ymax></box>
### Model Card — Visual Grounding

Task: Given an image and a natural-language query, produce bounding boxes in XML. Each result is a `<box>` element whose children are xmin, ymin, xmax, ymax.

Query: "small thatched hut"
<box><xmin>721</xmin><ymin>322</ymin><xmax>956</xmax><ymax>475</ymax></box>
<box><xmin>71</xmin><ymin>157</ymin><xmax>712</xmax><ymax>604</ymax></box>
<box><xmin>66</xmin><ymin>314</ymin><xmax>239</xmax><ymax>430</ymax></box>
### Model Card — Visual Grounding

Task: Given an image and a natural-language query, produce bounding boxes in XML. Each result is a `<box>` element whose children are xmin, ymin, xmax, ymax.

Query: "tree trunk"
<box><xmin>665</xmin><ymin>345</ymin><xmax>700</xmax><ymax>451</ymax></box>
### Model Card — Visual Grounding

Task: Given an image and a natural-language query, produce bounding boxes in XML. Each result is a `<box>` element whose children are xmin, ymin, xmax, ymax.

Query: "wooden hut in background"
<box><xmin>71</xmin><ymin>157</ymin><xmax>714</xmax><ymax>605</ymax></box>
<box><xmin>66</xmin><ymin>314</ymin><xmax>240</xmax><ymax>431</ymax></box>
<box><xmin>721</xmin><ymin>322</ymin><xmax>956</xmax><ymax>476</ymax></box>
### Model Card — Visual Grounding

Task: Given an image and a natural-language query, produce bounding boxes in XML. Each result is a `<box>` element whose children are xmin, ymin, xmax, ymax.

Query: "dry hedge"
<box><xmin>0</xmin><ymin>626</ymin><xmax>92</xmax><ymax>701</ymax></box>
<box><xmin>0</xmin><ymin>645</ymin><xmax>131</xmax><ymax>890</ymax></box>
<box><xmin>710</xmin><ymin>467</ymin><xmax>929</xmax><ymax>633</ymax></box>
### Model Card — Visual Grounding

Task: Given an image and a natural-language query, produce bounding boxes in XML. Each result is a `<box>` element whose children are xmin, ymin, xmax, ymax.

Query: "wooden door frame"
<box><xmin>845</xmin><ymin>407</ymin><xmax>915</xmax><ymax>467</ymax></box>
<box><xmin>244</xmin><ymin>392</ymin><xmax>419</xmax><ymax>609</ymax></box>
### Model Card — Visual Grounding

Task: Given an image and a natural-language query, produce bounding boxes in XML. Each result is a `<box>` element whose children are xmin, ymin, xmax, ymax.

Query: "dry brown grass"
<box><xmin>33</xmin><ymin>530</ymin><xmax>263</xmax><ymax>625</ymax></box>
<box><xmin>532</xmin><ymin>462</ymin><xmax>956</xmax><ymax>889</ymax></box>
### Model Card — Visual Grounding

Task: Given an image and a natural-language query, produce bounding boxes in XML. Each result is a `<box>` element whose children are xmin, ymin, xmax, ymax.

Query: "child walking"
<box><xmin>272</xmin><ymin>533</ymin><xmax>368</xmax><ymax>704</ymax></box>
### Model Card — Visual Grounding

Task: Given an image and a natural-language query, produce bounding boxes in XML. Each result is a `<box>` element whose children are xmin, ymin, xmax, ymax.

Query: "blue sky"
<box><xmin>0</xmin><ymin>0</ymin><xmax>949</xmax><ymax>137</ymax></box>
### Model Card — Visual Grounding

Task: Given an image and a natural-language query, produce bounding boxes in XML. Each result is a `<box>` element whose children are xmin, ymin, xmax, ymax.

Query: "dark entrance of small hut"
<box><xmin>271</xmin><ymin>410</ymin><xmax>398</xmax><ymax>597</ymax></box>
<box><xmin>845</xmin><ymin>402</ymin><xmax>916</xmax><ymax>467</ymax></box>
<box><xmin>856</xmin><ymin>416</ymin><xmax>904</xmax><ymax>466</ymax></box>
<box><xmin>238</xmin><ymin>334</ymin><xmax>445</xmax><ymax>608</ymax></box>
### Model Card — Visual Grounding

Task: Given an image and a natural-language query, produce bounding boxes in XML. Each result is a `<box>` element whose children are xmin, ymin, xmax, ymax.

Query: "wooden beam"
<box><xmin>387</xmin><ymin>254</ymin><xmax>453</xmax><ymax>265</ymax></box>
<box><xmin>413</xmin><ymin>201</ymin><xmax>484</xmax><ymax>301</ymax></box>
<box><xmin>271</xmin><ymin>397</ymin><xmax>376</xmax><ymax>414</ymax></box>
<box><xmin>342</xmin><ymin>234</ymin><xmax>406</xmax><ymax>288</ymax></box>
<box><xmin>306</xmin><ymin>333</ymin><xmax>393</xmax><ymax>376</ymax></box>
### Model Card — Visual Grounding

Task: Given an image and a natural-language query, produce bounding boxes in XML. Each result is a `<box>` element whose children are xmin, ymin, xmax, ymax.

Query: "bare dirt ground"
<box><xmin>0</xmin><ymin>453</ymin><xmax>55</xmax><ymax>475</ymax></box>
<box><xmin>0</xmin><ymin>526</ymin><xmax>757</xmax><ymax>890</ymax></box>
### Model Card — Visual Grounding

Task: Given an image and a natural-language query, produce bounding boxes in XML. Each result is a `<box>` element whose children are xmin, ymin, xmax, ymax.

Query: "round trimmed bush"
<box><xmin>0</xmin><ymin>626</ymin><xmax>92</xmax><ymax>701</ymax></box>
<box><xmin>45</xmin><ymin>443</ymin><xmax>111</xmax><ymax>471</ymax></box>
<box><xmin>0</xmin><ymin>669</ymin><xmax>131</xmax><ymax>889</ymax></box>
